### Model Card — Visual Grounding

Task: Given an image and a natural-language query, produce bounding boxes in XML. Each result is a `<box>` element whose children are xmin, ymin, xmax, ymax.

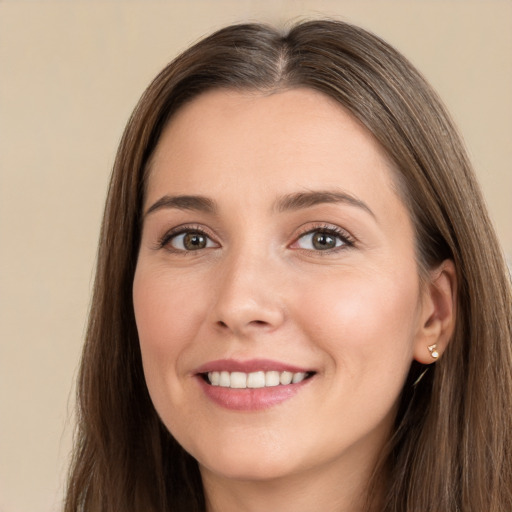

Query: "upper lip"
<box><xmin>194</xmin><ymin>358</ymin><xmax>314</xmax><ymax>374</ymax></box>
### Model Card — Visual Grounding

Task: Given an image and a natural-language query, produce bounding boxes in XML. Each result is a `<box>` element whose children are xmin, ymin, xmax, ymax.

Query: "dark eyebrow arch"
<box><xmin>145</xmin><ymin>195</ymin><xmax>217</xmax><ymax>217</ymax></box>
<box><xmin>274</xmin><ymin>190</ymin><xmax>375</xmax><ymax>218</ymax></box>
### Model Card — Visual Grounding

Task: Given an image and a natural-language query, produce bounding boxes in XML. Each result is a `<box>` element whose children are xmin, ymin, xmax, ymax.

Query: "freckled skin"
<box><xmin>133</xmin><ymin>88</ymin><xmax>436</xmax><ymax>511</ymax></box>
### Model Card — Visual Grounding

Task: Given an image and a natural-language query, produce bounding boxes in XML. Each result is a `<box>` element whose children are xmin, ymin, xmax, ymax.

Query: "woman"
<box><xmin>65</xmin><ymin>20</ymin><xmax>512</xmax><ymax>511</ymax></box>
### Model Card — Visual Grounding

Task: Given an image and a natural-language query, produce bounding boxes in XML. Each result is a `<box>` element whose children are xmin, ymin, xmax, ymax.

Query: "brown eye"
<box><xmin>168</xmin><ymin>230</ymin><xmax>216</xmax><ymax>251</ymax></box>
<box><xmin>183</xmin><ymin>232</ymin><xmax>207</xmax><ymax>250</ymax></box>
<box><xmin>312</xmin><ymin>232</ymin><xmax>337</xmax><ymax>250</ymax></box>
<box><xmin>294</xmin><ymin>228</ymin><xmax>350</xmax><ymax>251</ymax></box>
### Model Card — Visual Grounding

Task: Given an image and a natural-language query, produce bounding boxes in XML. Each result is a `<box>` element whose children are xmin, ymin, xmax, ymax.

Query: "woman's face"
<box><xmin>133</xmin><ymin>88</ymin><xmax>433</xmax><ymax>486</ymax></box>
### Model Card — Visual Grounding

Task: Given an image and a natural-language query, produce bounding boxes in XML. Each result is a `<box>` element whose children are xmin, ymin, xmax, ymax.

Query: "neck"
<box><xmin>201</xmin><ymin>451</ymin><xmax>385</xmax><ymax>512</ymax></box>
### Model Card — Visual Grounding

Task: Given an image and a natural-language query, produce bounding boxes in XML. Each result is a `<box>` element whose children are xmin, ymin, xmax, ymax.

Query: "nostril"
<box><xmin>216</xmin><ymin>319</ymin><xmax>270</xmax><ymax>330</ymax></box>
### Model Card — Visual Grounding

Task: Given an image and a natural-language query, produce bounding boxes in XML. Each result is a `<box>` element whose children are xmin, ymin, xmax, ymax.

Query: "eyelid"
<box><xmin>154</xmin><ymin>222</ymin><xmax>355</xmax><ymax>254</ymax></box>
<box><xmin>156</xmin><ymin>224</ymin><xmax>220</xmax><ymax>252</ymax></box>
<box><xmin>290</xmin><ymin>223</ymin><xmax>356</xmax><ymax>251</ymax></box>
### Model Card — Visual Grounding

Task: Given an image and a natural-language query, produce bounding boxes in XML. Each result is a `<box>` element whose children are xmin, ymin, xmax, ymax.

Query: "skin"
<box><xmin>133</xmin><ymin>88</ymin><xmax>456</xmax><ymax>512</ymax></box>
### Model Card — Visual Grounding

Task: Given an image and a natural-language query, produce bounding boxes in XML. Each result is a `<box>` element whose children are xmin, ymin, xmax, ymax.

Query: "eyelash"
<box><xmin>156</xmin><ymin>224</ymin><xmax>216</xmax><ymax>253</ymax></box>
<box><xmin>156</xmin><ymin>223</ymin><xmax>355</xmax><ymax>254</ymax></box>
<box><xmin>292</xmin><ymin>224</ymin><xmax>355</xmax><ymax>253</ymax></box>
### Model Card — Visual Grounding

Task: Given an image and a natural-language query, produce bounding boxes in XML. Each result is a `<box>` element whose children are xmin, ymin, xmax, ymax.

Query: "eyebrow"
<box><xmin>145</xmin><ymin>195</ymin><xmax>216</xmax><ymax>216</ymax></box>
<box><xmin>144</xmin><ymin>190</ymin><xmax>375</xmax><ymax>219</ymax></box>
<box><xmin>274</xmin><ymin>190</ymin><xmax>375</xmax><ymax>218</ymax></box>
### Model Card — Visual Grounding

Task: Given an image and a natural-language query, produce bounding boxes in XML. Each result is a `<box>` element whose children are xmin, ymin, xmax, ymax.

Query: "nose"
<box><xmin>211</xmin><ymin>249</ymin><xmax>286</xmax><ymax>337</ymax></box>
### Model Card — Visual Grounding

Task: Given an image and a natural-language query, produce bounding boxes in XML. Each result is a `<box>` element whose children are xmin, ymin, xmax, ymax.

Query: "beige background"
<box><xmin>0</xmin><ymin>1</ymin><xmax>510</xmax><ymax>511</ymax></box>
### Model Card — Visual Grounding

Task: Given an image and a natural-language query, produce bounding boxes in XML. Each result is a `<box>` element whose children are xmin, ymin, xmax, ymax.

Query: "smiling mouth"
<box><xmin>202</xmin><ymin>370</ymin><xmax>316</xmax><ymax>389</ymax></box>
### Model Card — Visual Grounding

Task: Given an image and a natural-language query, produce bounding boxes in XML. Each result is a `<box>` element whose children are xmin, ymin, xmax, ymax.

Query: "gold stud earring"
<box><xmin>427</xmin><ymin>344</ymin><xmax>439</xmax><ymax>359</ymax></box>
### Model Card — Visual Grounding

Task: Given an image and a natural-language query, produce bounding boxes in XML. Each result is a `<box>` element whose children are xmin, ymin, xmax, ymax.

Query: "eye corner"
<box><xmin>290</xmin><ymin>223</ymin><xmax>355</xmax><ymax>253</ymax></box>
<box><xmin>156</xmin><ymin>224</ymin><xmax>220</xmax><ymax>254</ymax></box>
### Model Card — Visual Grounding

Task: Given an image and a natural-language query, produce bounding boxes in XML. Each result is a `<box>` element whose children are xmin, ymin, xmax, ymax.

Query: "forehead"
<box><xmin>146</xmin><ymin>88</ymin><xmax>403</xmax><ymax>218</ymax></box>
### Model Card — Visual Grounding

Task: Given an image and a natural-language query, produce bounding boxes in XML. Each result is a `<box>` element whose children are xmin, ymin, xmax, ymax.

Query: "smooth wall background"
<box><xmin>1</xmin><ymin>1</ymin><xmax>510</xmax><ymax>511</ymax></box>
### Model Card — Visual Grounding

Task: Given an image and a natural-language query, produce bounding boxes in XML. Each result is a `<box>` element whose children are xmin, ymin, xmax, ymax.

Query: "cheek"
<box><xmin>132</xmin><ymin>265</ymin><xmax>210</xmax><ymax>412</ymax></box>
<box><xmin>296</xmin><ymin>269</ymin><xmax>420</xmax><ymax>435</ymax></box>
<box><xmin>133</xmin><ymin>267</ymin><xmax>204</xmax><ymax>356</ymax></box>
<box><xmin>296</xmin><ymin>267</ymin><xmax>420</xmax><ymax>372</ymax></box>
<box><xmin>132</xmin><ymin>265</ymin><xmax>216</xmax><ymax>436</ymax></box>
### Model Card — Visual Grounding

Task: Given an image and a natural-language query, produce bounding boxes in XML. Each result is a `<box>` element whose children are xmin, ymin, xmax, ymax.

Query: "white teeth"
<box><xmin>230</xmin><ymin>372</ymin><xmax>247</xmax><ymax>389</ymax></box>
<box><xmin>207</xmin><ymin>370</ymin><xmax>310</xmax><ymax>388</ymax></box>
<box><xmin>209</xmin><ymin>371</ymin><xmax>220</xmax><ymax>386</ymax></box>
<box><xmin>265</xmin><ymin>371</ymin><xmax>280</xmax><ymax>387</ymax></box>
<box><xmin>292</xmin><ymin>372</ymin><xmax>307</xmax><ymax>384</ymax></box>
<box><xmin>219</xmin><ymin>371</ymin><xmax>230</xmax><ymax>387</ymax></box>
<box><xmin>280</xmin><ymin>371</ymin><xmax>293</xmax><ymax>385</ymax></box>
<box><xmin>247</xmin><ymin>371</ymin><xmax>265</xmax><ymax>388</ymax></box>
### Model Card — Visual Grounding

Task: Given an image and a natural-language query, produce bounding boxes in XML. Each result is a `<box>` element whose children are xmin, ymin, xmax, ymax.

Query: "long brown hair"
<box><xmin>65</xmin><ymin>20</ymin><xmax>512</xmax><ymax>511</ymax></box>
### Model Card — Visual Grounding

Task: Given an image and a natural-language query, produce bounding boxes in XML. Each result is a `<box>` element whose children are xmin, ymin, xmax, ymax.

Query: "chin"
<box><xmin>196</xmin><ymin>445</ymin><xmax>302</xmax><ymax>483</ymax></box>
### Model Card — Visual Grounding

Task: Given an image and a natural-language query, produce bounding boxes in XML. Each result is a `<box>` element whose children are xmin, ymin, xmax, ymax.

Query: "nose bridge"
<box><xmin>212</xmin><ymin>238</ymin><xmax>285</xmax><ymax>334</ymax></box>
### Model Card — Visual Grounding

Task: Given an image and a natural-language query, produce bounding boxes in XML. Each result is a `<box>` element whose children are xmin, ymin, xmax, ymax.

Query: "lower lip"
<box><xmin>196</xmin><ymin>376</ymin><xmax>312</xmax><ymax>411</ymax></box>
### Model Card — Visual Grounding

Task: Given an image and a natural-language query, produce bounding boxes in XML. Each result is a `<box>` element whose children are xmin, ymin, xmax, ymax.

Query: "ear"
<box><xmin>413</xmin><ymin>259</ymin><xmax>457</xmax><ymax>364</ymax></box>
